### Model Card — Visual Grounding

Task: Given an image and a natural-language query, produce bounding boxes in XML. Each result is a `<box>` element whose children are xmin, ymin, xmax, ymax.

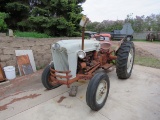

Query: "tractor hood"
<box><xmin>51</xmin><ymin>39</ymin><xmax>100</xmax><ymax>79</ymax></box>
<box><xmin>52</xmin><ymin>39</ymin><xmax>100</xmax><ymax>53</ymax></box>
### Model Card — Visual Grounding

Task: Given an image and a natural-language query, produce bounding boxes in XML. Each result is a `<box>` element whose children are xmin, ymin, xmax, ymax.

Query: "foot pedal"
<box><xmin>69</xmin><ymin>86</ymin><xmax>78</xmax><ymax>97</ymax></box>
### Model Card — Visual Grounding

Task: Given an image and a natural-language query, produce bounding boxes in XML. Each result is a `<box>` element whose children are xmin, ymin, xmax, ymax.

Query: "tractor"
<box><xmin>41</xmin><ymin>31</ymin><xmax>135</xmax><ymax>111</ymax></box>
<box><xmin>146</xmin><ymin>32</ymin><xmax>156</xmax><ymax>42</ymax></box>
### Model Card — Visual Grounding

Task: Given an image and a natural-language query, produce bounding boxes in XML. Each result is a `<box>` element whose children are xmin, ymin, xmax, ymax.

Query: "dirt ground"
<box><xmin>134</xmin><ymin>44</ymin><xmax>154</xmax><ymax>58</ymax></box>
<box><xmin>113</xmin><ymin>40</ymin><xmax>160</xmax><ymax>59</ymax></box>
<box><xmin>134</xmin><ymin>41</ymin><xmax>160</xmax><ymax>60</ymax></box>
<box><xmin>0</xmin><ymin>65</ymin><xmax>160</xmax><ymax>120</ymax></box>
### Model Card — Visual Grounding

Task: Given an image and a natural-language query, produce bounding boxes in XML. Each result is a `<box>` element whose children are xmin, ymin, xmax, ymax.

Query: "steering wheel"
<box><xmin>99</xmin><ymin>35</ymin><xmax>105</xmax><ymax>41</ymax></box>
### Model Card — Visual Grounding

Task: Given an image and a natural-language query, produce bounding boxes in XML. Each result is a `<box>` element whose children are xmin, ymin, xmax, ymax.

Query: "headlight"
<box><xmin>77</xmin><ymin>50</ymin><xmax>86</xmax><ymax>59</ymax></box>
<box><xmin>54</xmin><ymin>43</ymin><xmax>60</xmax><ymax>50</ymax></box>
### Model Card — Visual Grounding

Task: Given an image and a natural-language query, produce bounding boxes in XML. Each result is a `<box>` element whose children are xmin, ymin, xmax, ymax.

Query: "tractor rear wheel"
<box><xmin>86</xmin><ymin>72</ymin><xmax>110</xmax><ymax>111</ymax></box>
<box><xmin>116</xmin><ymin>41</ymin><xmax>135</xmax><ymax>79</ymax></box>
<box><xmin>41</xmin><ymin>64</ymin><xmax>61</xmax><ymax>90</ymax></box>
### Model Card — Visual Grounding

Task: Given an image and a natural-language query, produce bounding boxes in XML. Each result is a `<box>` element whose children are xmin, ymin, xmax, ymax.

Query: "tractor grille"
<box><xmin>53</xmin><ymin>48</ymin><xmax>69</xmax><ymax>72</ymax></box>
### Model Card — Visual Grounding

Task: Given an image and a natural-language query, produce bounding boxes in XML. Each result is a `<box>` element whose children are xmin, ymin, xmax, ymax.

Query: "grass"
<box><xmin>15</xmin><ymin>31</ymin><xmax>51</xmax><ymax>38</ymax></box>
<box><xmin>135</xmin><ymin>55</ymin><xmax>160</xmax><ymax>69</ymax></box>
<box><xmin>133</xmin><ymin>39</ymin><xmax>160</xmax><ymax>43</ymax></box>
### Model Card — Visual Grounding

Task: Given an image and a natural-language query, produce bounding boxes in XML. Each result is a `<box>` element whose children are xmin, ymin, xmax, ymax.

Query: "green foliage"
<box><xmin>6</xmin><ymin>2</ymin><xmax>29</xmax><ymax>12</ymax></box>
<box><xmin>87</xmin><ymin>13</ymin><xmax>160</xmax><ymax>33</ymax></box>
<box><xmin>31</xmin><ymin>7</ymin><xmax>49</xmax><ymax>16</ymax></box>
<box><xmin>15</xmin><ymin>31</ymin><xmax>51</xmax><ymax>38</ymax></box>
<box><xmin>36</xmin><ymin>0</ymin><xmax>83</xmax><ymax>36</ymax></box>
<box><xmin>86</xmin><ymin>20</ymin><xmax>123</xmax><ymax>33</ymax></box>
<box><xmin>0</xmin><ymin>12</ymin><xmax>8</xmax><ymax>31</ymax></box>
<box><xmin>4</xmin><ymin>1</ymin><xmax>30</xmax><ymax>29</ymax></box>
<box><xmin>125</xmin><ymin>13</ymin><xmax>160</xmax><ymax>32</ymax></box>
<box><xmin>86</xmin><ymin>22</ymin><xmax>99</xmax><ymax>31</ymax></box>
<box><xmin>0</xmin><ymin>0</ymin><xmax>85</xmax><ymax>37</ymax></box>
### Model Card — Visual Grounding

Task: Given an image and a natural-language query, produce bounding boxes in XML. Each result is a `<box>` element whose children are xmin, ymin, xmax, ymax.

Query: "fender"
<box><xmin>115</xmin><ymin>38</ymin><xmax>124</xmax><ymax>53</ymax></box>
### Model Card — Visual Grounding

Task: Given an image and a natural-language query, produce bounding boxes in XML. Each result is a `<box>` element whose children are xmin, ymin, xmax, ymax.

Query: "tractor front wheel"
<box><xmin>41</xmin><ymin>64</ymin><xmax>61</xmax><ymax>90</ymax></box>
<box><xmin>86</xmin><ymin>72</ymin><xmax>110</xmax><ymax>111</ymax></box>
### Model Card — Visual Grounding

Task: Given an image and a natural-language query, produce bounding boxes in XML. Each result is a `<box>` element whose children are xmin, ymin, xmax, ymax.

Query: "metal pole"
<box><xmin>82</xmin><ymin>27</ymin><xmax>85</xmax><ymax>50</ymax></box>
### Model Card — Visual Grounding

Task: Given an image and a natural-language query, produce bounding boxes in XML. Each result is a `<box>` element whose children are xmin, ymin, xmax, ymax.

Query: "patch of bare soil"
<box><xmin>135</xmin><ymin>45</ymin><xmax>155</xmax><ymax>58</ymax></box>
<box><xmin>112</xmin><ymin>41</ymin><xmax>156</xmax><ymax>58</ymax></box>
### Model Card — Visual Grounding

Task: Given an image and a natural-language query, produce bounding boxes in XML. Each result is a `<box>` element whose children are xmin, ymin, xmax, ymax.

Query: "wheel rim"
<box><xmin>127</xmin><ymin>48</ymin><xmax>134</xmax><ymax>73</ymax></box>
<box><xmin>127</xmin><ymin>37</ymin><xmax>130</xmax><ymax>41</ymax></box>
<box><xmin>96</xmin><ymin>80</ymin><xmax>108</xmax><ymax>104</ymax></box>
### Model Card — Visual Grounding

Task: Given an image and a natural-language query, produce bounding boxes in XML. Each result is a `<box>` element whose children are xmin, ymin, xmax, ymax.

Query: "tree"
<box><xmin>0</xmin><ymin>12</ymin><xmax>8</xmax><ymax>32</ymax></box>
<box><xmin>86</xmin><ymin>20</ymin><xmax>123</xmax><ymax>33</ymax></box>
<box><xmin>133</xmin><ymin>15</ymin><xmax>145</xmax><ymax>32</ymax></box>
<box><xmin>0</xmin><ymin>0</ymin><xmax>30</xmax><ymax>30</ymax></box>
<box><xmin>27</xmin><ymin>0</ymin><xmax>85</xmax><ymax>36</ymax></box>
<box><xmin>86</xmin><ymin>22</ymin><xmax>99</xmax><ymax>31</ymax></box>
<box><xmin>28</xmin><ymin>0</ymin><xmax>85</xmax><ymax>36</ymax></box>
<box><xmin>125</xmin><ymin>13</ymin><xmax>134</xmax><ymax>23</ymax></box>
<box><xmin>0</xmin><ymin>0</ymin><xmax>85</xmax><ymax>36</ymax></box>
<box><xmin>155</xmin><ymin>14</ymin><xmax>160</xmax><ymax>31</ymax></box>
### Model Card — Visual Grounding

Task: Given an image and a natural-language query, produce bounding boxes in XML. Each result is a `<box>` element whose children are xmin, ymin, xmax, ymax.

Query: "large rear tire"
<box><xmin>86</xmin><ymin>72</ymin><xmax>110</xmax><ymax>111</ymax></box>
<box><xmin>116</xmin><ymin>41</ymin><xmax>135</xmax><ymax>79</ymax></box>
<box><xmin>41</xmin><ymin>64</ymin><xmax>61</xmax><ymax>90</ymax></box>
<box><xmin>126</xmin><ymin>36</ymin><xmax>133</xmax><ymax>41</ymax></box>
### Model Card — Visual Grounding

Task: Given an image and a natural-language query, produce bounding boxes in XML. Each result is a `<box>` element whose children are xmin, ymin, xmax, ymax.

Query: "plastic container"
<box><xmin>3</xmin><ymin>66</ymin><xmax>16</xmax><ymax>80</ymax></box>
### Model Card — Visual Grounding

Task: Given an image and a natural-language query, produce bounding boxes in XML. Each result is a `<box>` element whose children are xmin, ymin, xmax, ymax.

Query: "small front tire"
<box><xmin>41</xmin><ymin>65</ymin><xmax>61</xmax><ymax>90</ymax></box>
<box><xmin>86</xmin><ymin>72</ymin><xmax>110</xmax><ymax>111</ymax></box>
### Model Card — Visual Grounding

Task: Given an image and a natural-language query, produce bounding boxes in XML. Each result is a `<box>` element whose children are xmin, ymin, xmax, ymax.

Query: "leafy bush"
<box><xmin>15</xmin><ymin>31</ymin><xmax>51</xmax><ymax>38</ymax></box>
<box><xmin>0</xmin><ymin>0</ymin><xmax>84</xmax><ymax>37</ymax></box>
<box><xmin>0</xmin><ymin>12</ymin><xmax>8</xmax><ymax>32</ymax></box>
